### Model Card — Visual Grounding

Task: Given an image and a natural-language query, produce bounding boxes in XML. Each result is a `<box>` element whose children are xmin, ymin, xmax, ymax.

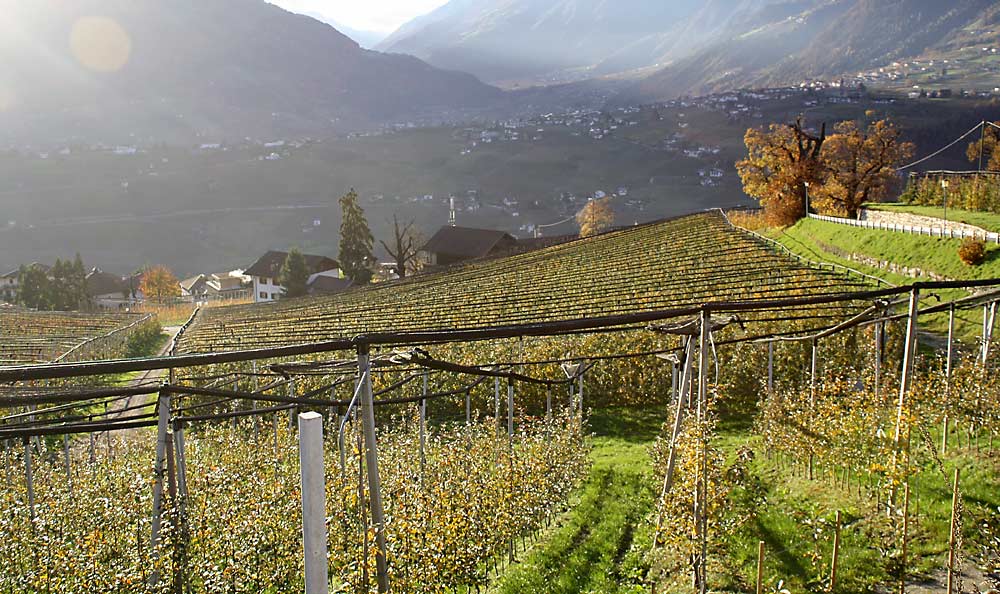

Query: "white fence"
<box><xmin>807</xmin><ymin>213</ymin><xmax>1000</xmax><ymax>244</ymax></box>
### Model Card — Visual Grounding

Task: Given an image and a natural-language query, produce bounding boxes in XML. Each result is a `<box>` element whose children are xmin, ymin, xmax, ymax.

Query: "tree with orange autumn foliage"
<box><xmin>736</xmin><ymin>118</ymin><xmax>826</xmax><ymax>226</ymax></box>
<box><xmin>810</xmin><ymin>119</ymin><xmax>914</xmax><ymax>219</ymax></box>
<box><xmin>140</xmin><ymin>265</ymin><xmax>180</xmax><ymax>303</ymax></box>
<box><xmin>576</xmin><ymin>197</ymin><xmax>615</xmax><ymax>237</ymax></box>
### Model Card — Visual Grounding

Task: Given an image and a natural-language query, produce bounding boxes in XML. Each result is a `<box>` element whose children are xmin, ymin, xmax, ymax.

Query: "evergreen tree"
<box><xmin>279</xmin><ymin>248</ymin><xmax>310</xmax><ymax>298</ymax></box>
<box><xmin>50</xmin><ymin>258</ymin><xmax>69</xmax><ymax>310</ymax></box>
<box><xmin>338</xmin><ymin>189</ymin><xmax>374</xmax><ymax>285</ymax></box>
<box><xmin>70</xmin><ymin>254</ymin><xmax>87</xmax><ymax>309</ymax></box>
<box><xmin>18</xmin><ymin>264</ymin><xmax>52</xmax><ymax>310</ymax></box>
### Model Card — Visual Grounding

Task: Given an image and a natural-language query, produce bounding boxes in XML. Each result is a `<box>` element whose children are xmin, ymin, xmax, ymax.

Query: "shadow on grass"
<box><xmin>587</xmin><ymin>406</ymin><xmax>668</xmax><ymax>443</ymax></box>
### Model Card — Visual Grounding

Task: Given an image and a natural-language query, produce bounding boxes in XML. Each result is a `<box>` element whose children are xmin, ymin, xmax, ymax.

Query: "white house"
<box><xmin>244</xmin><ymin>251</ymin><xmax>340</xmax><ymax>303</ymax></box>
<box><xmin>1</xmin><ymin>268</ymin><xmax>19</xmax><ymax>303</ymax></box>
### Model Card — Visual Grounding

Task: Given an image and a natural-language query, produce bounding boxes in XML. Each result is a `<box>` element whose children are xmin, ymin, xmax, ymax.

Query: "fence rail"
<box><xmin>807</xmin><ymin>213</ymin><xmax>1000</xmax><ymax>244</ymax></box>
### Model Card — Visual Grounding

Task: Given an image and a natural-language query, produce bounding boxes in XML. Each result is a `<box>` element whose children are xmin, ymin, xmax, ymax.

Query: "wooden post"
<box><xmin>651</xmin><ymin>340</ymin><xmax>695</xmax><ymax>550</ymax></box>
<box><xmin>419</xmin><ymin>371</ymin><xmax>427</xmax><ymax>478</ymax></box>
<box><xmin>23</xmin><ymin>437</ymin><xmax>35</xmax><ymax>523</ymax></box>
<box><xmin>810</xmin><ymin>338</ymin><xmax>818</xmax><ymax>480</ymax></box>
<box><xmin>251</xmin><ymin>361</ymin><xmax>260</xmax><ymax>442</ymax></box>
<box><xmin>357</xmin><ymin>345</ymin><xmax>389</xmax><ymax>593</ymax></box>
<box><xmin>831</xmin><ymin>510</ymin><xmax>841</xmax><ymax>592</ymax></box>
<box><xmin>756</xmin><ymin>541</ymin><xmax>765</xmax><ymax>594</ymax></box>
<box><xmin>63</xmin><ymin>434</ymin><xmax>71</xmax><ymax>488</ymax></box>
<box><xmin>767</xmin><ymin>342</ymin><xmax>774</xmax><ymax>398</ymax></box>
<box><xmin>697</xmin><ymin>308</ymin><xmax>710</xmax><ymax>594</ymax></box>
<box><xmin>810</xmin><ymin>338</ymin><xmax>818</xmax><ymax>408</ymax></box>
<box><xmin>900</xmin><ymin>483</ymin><xmax>910</xmax><ymax>594</ymax></box>
<box><xmin>288</xmin><ymin>379</ymin><xmax>297</xmax><ymax>431</ymax></box>
<box><xmin>892</xmin><ymin>289</ymin><xmax>920</xmax><ymax>504</ymax></box>
<box><xmin>507</xmin><ymin>379</ymin><xmax>514</xmax><ymax>439</ymax></box>
<box><xmin>3</xmin><ymin>439</ymin><xmax>9</xmax><ymax>486</ymax></box>
<box><xmin>298</xmin><ymin>412</ymin><xmax>329</xmax><ymax>594</ymax></box>
<box><xmin>671</xmin><ymin>354</ymin><xmax>680</xmax><ymax>403</ymax></box>
<box><xmin>172</xmin><ymin>422</ymin><xmax>189</xmax><ymax>502</ymax></box>
<box><xmin>875</xmin><ymin>322</ymin><xmax>883</xmax><ymax>400</ymax></box>
<box><xmin>150</xmin><ymin>389</ymin><xmax>170</xmax><ymax>552</ymax></box>
<box><xmin>943</xmin><ymin>306</ymin><xmax>955</xmax><ymax>455</ymax></box>
<box><xmin>494</xmin><ymin>375</ymin><xmax>501</xmax><ymax>438</ymax></box>
<box><xmin>983</xmin><ymin>302</ymin><xmax>997</xmax><ymax>365</ymax></box>
<box><xmin>947</xmin><ymin>468</ymin><xmax>960</xmax><ymax>594</ymax></box>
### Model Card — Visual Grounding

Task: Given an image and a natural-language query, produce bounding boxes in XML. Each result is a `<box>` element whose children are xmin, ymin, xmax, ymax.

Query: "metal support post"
<box><xmin>891</xmin><ymin>289</ymin><xmax>920</xmax><ymax>505</ymax></box>
<box><xmin>358</xmin><ymin>345</ymin><xmax>389</xmax><ymax>593</ymax></box>
<box><xmin>150</xmin><ymin>388</ymin><xmax>170</xmax><ymax>551</ymax></box>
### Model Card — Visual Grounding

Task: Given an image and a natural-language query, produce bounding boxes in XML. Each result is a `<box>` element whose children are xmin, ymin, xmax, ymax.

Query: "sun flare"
<box><xmin>69</xmin><ymin>16</ymin><xmax>131</xmax><ymax>73</ymax></box>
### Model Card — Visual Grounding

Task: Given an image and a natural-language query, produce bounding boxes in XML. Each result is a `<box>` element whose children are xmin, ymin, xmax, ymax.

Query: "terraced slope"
<box><xmin>178</xmin><ymin>212</ymin><xmax>870</xmax><ymax>353</ymax></box>
<box><xmin>0</xmin><ymin>309</ymin><xmax>148</xmax><ymax>365</ymax></box>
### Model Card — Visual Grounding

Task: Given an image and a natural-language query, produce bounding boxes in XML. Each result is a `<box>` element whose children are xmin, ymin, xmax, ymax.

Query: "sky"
<box><xmin>268</xmin><ymin>0</ymin><xmax>450</xmax><ymax>34</ymax></box>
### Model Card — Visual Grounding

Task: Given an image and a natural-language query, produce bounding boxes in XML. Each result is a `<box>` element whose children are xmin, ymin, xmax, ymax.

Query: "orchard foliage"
<box><xmin>901</xmin><ymin>173</ymin><xmax>1000</xmax><ymax>213</ymax></box>
<box><xmin>177</xmin><ymin>213</ymin><xmax>871</xmax><ymax>354</ymax></box>
<box><xmin>0</xmin><ymin>412</ymin><xmax>587</xmax><ymax>593</ymax></box>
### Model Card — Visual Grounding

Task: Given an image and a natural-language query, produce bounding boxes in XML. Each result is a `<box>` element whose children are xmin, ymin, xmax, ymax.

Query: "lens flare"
<box><xmin>70</xmin><ymin>16</ymin><xmax>132</xmax><ymax>73</ymax></box>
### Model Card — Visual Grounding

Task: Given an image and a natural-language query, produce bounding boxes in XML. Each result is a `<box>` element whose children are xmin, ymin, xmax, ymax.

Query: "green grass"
<box><xmin>494</xmin><ymin>406</ymin><xmax>1000</xmax><ymax>593</ymax></box>
<box><xmin>492</xmin><ymin>406</ymin><xmax>666</xmax><ymax>594</ymax></box>
<box><xmin>867</xmin><ymin>203</ymin><xmax>1000</xmax><ymax>234</ymax></box>
<box><xmin>766</xmin><ymin>218</ymin><xmax>995</xmax><ymax>344</ymax></box>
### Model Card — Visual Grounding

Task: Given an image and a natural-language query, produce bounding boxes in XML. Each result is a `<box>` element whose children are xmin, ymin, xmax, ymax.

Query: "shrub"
<box><xmin>959</xmin><ymin>238</ymin><xmax>987</xmax><ymax>266</ymax></box>
<box><xmin>727</xmin><ymin>209</ymin><xmax>771</xmax><ymax>231</ymax></box>
<box><xmin>125</xmin><ymin>319</ymin><xmax>165</xmax><ymax>357</ymax></box>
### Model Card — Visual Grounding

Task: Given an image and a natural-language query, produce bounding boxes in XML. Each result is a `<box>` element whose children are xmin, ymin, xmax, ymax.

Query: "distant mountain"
<box><xmin>380</xmin><ymin>0</ymin><xmax>999</xmax><ymax>95</ymax></box>
<box><xmin>0</xmin><ymin>0</ymin><xmax>500</xmax><ymax>146</ymax></box>
<box><xmin>637</xmin><ymin>0</ymin><xmax>1000</xmax><ymax>99</ymax></box>
<box><xmin>302</xmin><ymin>13</ymin><xmax>387</xmax><ymax>48</ymax></box>
<box><xmin>377</xmin><ymin>0</ymin><xmax>707</xmax><ymax>85</ymax></box>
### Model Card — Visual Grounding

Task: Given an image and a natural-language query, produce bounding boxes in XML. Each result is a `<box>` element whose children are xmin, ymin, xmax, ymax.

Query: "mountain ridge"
<box><xmin>0</xmin><ymin>0</ymin><xmax>501</xmax><ymax>146</ymax></box>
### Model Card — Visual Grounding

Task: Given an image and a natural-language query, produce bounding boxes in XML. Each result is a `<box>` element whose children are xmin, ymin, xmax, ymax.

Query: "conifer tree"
<box><xmin>279</xmin><ymin>248</ymin><xmax>310</xmax><ymax>298</ymax></box>
<box><xmin>338</xmin><ymin>189</ymin><xmax>375</xmax><ymax>285</ymax></box>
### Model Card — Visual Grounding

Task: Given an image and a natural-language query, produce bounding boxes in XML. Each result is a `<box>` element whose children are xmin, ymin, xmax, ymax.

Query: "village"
<box><xmin>0</xmin><ymin>207</ymin><xmax>581</xmax><ymax>311</ymax></box>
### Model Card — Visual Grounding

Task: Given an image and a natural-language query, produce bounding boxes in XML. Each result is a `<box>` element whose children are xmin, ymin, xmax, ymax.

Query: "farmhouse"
<box><xmin>86</xmin><ymin>269</ymin><xmax>131</xmax><ymax>309</ymax></box>
<box><xmin>180</xmin><ymin>272</ymin><xmax>249</xmax><ymax>302</ymax></box>
<box><xmin>419</xmin><ymin>226</ymin><xmax>517</xmax><ymax>267</ymax></box>
<box><xmin>245</xmin><ymin>251</ymin><xmax>340</xmax><ymax>303</ymax></box>
<box><xmin>1</xmin><ymin>269</ymin><xmax>19</xmax><ymax>303</ymax></box>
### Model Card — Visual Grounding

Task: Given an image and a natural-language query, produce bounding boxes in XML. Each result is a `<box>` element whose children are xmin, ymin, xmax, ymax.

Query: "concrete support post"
<box><xmin>298</xmin><ymin>411</ymin><xmax>329</xmax><ymax>594</ymax></box>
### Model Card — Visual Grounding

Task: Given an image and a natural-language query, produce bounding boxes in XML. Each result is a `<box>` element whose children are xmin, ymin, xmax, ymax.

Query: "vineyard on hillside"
<box><xmin>0</xmin><ymin>308</ymin><xmax>154</xmax><ymax>365</ymax></box>
<box><xmin>176</xmin><ymin>213</ymin><xmax>872</xmax><ymax>353</ymax></box>
<box><xmin>1</xmin><ymin>211</ymin><xmax>999</xmax><ymax>593</ymax></box>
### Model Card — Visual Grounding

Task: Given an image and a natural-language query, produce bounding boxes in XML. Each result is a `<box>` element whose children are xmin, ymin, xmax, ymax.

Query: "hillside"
<box><xmin>177</xmin><ymin>212</ymin><xmax>869</xmax><ymax>352</ymax></box>
<box><xmin>378</xmin><ymin>0</ymin><xmax>998</xmax><ymax>94</ymax></box>
<box><xmin>0</xmin><ymin>0</ymin><xmax>500</xmax><ymax>146</ymax></box>
<box><xmin>637</xmin><ymin>0</ymin><xmax>1000</xmax><ymax>99</ymax></box>
<box><xmin>377</xmin><ymin>0</ymin><xmax>707</xmax><ymax>85</ymax></box>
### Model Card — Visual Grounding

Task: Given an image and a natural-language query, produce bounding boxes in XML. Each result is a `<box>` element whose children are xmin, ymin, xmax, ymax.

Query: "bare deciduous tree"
<box><xmin>380</xmin><ymin>214</ymin><xmax>423</xmax><ymax>279</ymax></box>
